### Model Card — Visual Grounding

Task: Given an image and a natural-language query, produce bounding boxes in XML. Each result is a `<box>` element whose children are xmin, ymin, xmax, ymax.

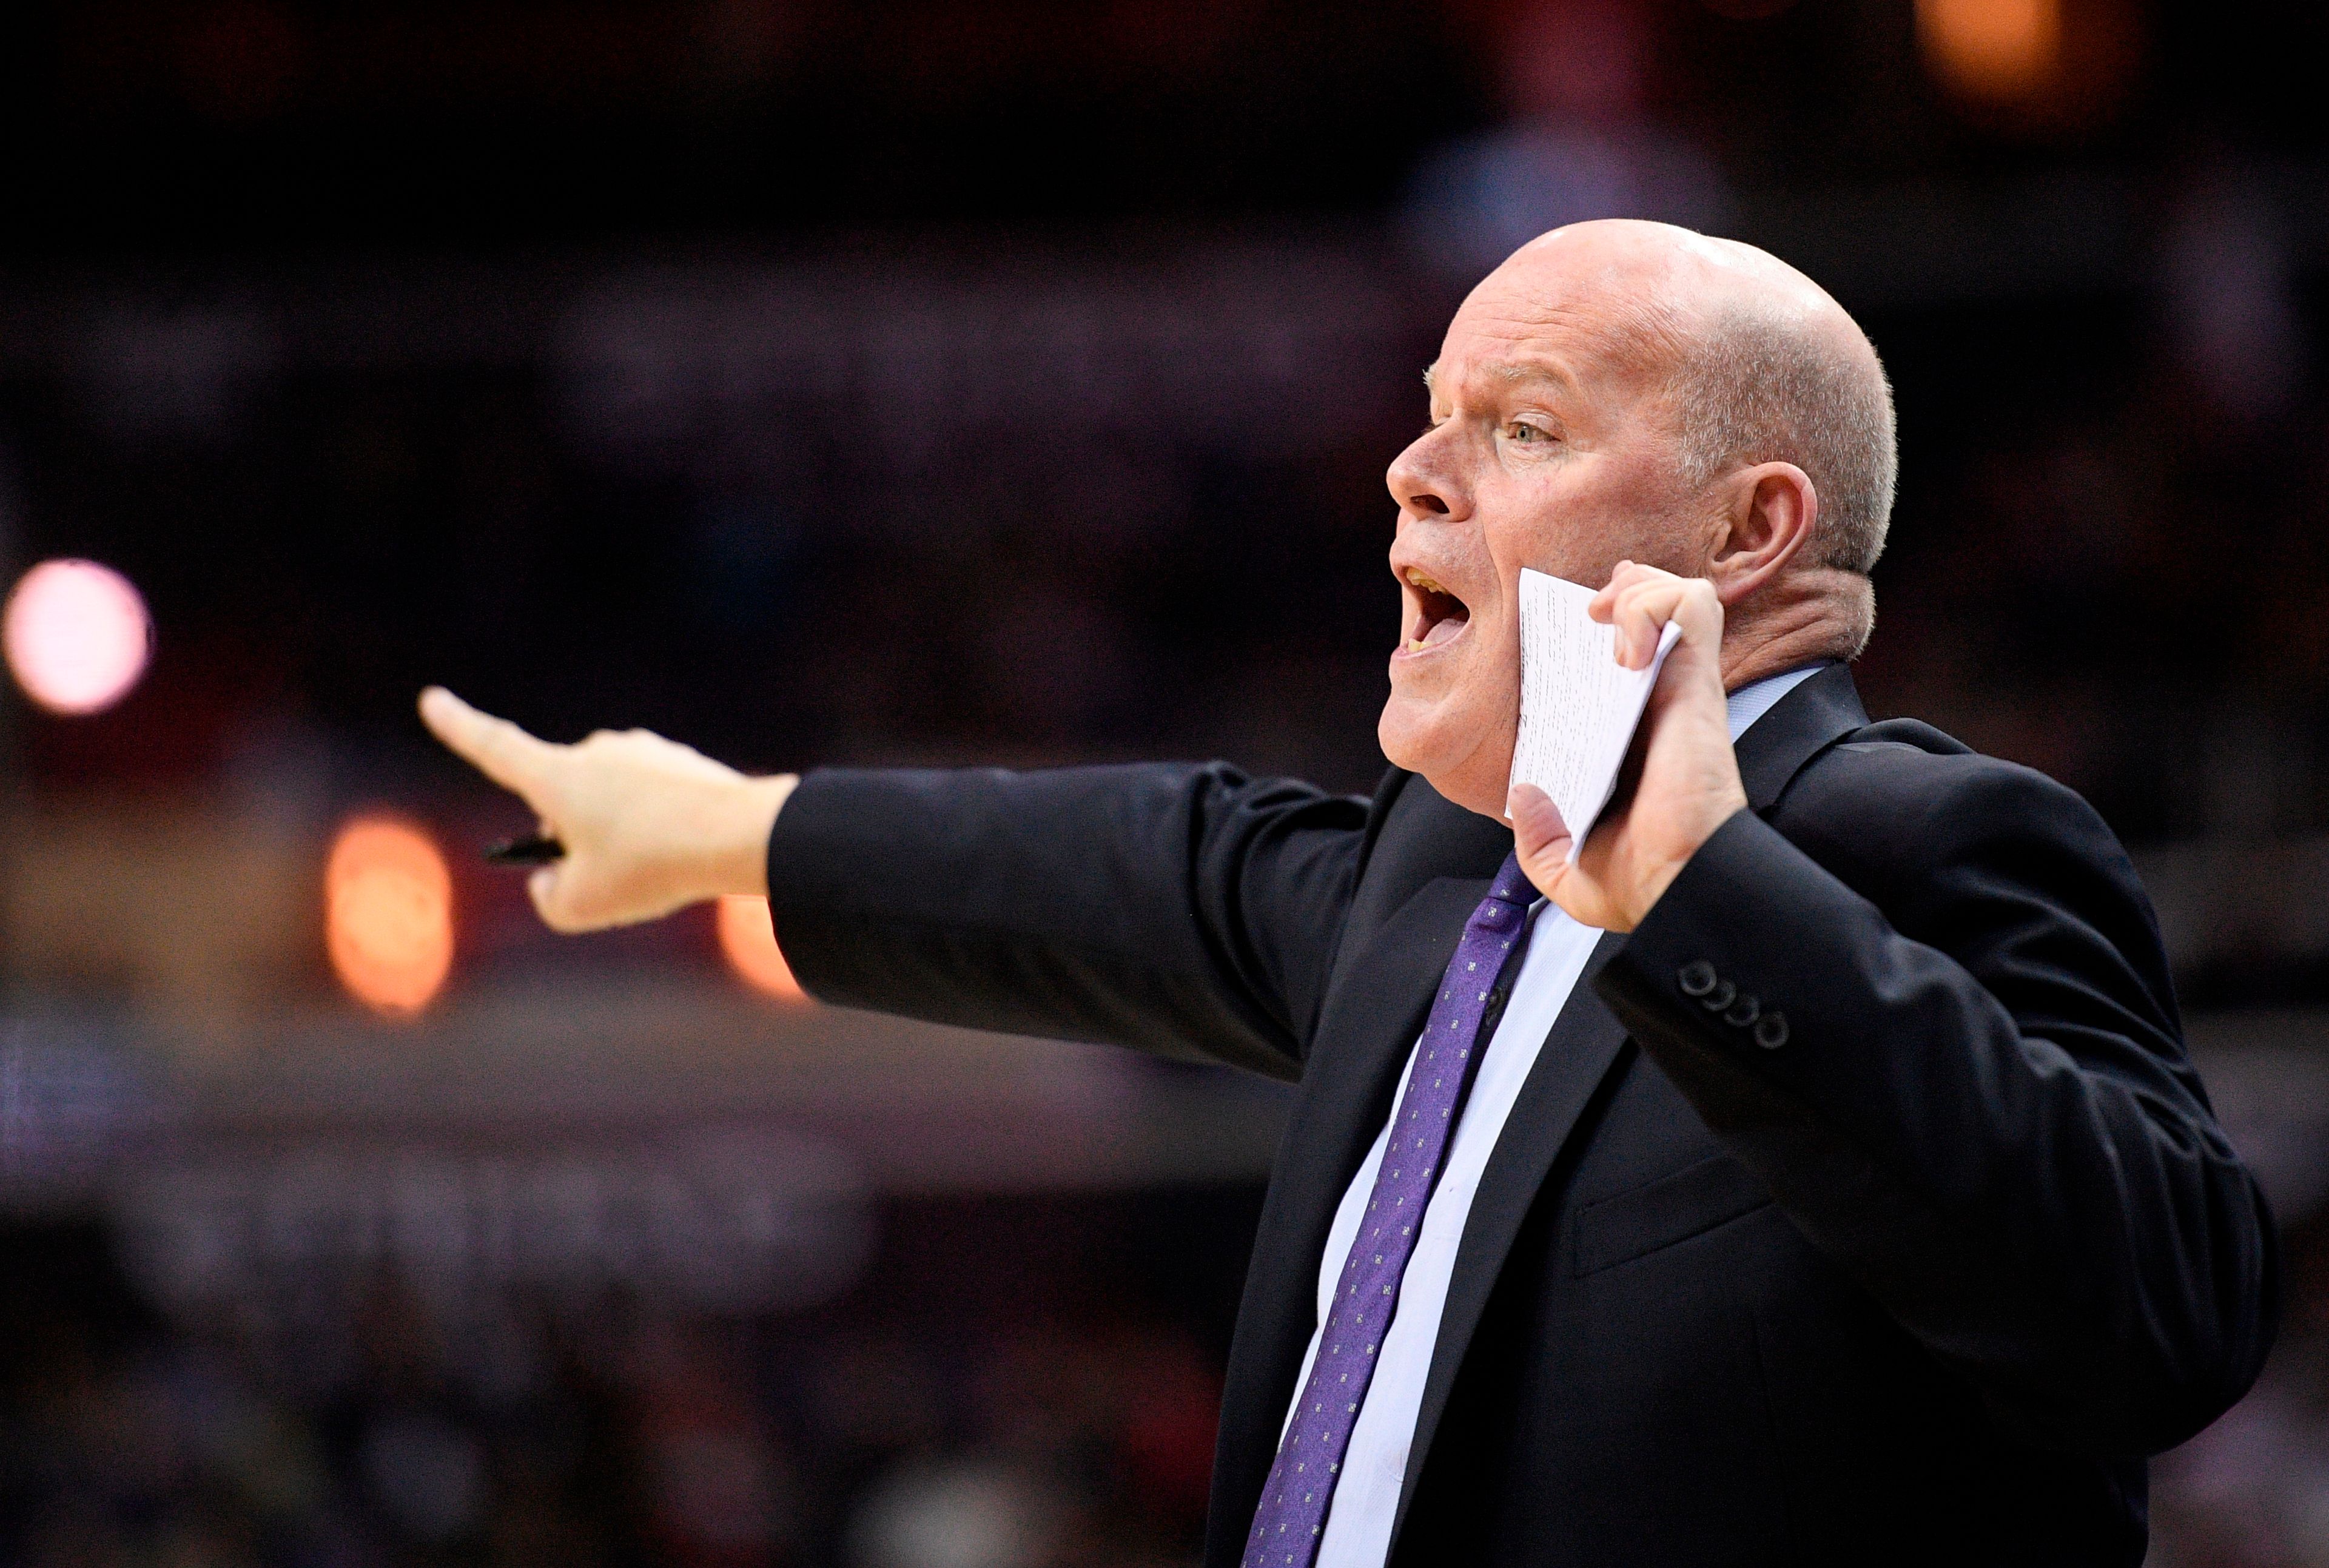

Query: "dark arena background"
<box><xmin>2</xmin><ymin>2</ymin><xmax>2328</xmax><ymax>1564</ymax></box>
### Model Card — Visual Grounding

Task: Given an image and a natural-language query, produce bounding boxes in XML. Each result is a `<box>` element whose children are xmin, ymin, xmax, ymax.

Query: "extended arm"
<box><xmin>417</xmin><ymin>687</ymin><xmax>1375</xmax><ymax>1078</ymax></box>
<box><xmin>765</xmin><ymin>764</ymin><xmax>1373</xmax><ymax>1077</ymax></box>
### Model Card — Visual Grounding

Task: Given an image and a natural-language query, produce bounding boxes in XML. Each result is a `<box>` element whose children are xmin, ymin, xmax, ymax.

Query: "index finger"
<box><xmin>418</xmin><ymin>686</ymin><xmax>562</xmax><ymax>798</ymax></box>
<box><xmin>1587</xmin><ymin>560</ymin><xmax>1635</xmax><ymax>621</ymax></box>
<box><xmin>1608</xmin><ymin>574</ymin><xmax>1717</xmax><ymax>667</ymax></box>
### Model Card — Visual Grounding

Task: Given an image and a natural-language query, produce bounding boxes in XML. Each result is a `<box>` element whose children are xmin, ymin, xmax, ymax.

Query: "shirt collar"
<box><xmin>1726</xmin><ymin>662</ymin><xmax>1833</xmax><ymax>743</ymax></box>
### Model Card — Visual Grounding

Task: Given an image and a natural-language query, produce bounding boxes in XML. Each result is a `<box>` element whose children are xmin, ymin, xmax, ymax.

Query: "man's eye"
<box><xmin>1507</xmin><ymin>422</ymin><xmax>1548</xmax><ymax>442</ymax></box>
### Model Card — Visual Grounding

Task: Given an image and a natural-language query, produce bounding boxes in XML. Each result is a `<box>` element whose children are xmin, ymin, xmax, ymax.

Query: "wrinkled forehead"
<box><xmin>1428</xmin><ymin>259</ymin><xmax>1689</xmax><ymax>405</ymax></box>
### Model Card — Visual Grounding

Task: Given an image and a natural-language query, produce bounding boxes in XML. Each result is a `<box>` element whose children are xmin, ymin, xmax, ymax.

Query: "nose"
<box><xmin>1385</xmin><ymin>426</ymin><xmax>1467</xmax><ymax>522</ymax></box>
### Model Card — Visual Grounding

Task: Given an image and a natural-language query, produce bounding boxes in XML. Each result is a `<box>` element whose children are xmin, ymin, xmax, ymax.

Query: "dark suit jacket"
<box><xmin>765</xmin><ymin>666</ymin><xmax>2276</xmax><ymax>1566</ymax></box>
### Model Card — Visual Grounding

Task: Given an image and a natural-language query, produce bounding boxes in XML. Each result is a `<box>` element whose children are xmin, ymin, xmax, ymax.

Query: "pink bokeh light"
<box><xmin>2</xmin><ymin>559</ymin><xmax>154</xmax><ymax>716</ymax></box>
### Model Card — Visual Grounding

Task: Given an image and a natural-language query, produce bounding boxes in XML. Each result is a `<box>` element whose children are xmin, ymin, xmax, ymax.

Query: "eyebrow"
<box><xmin>1420</xmin><ymin>358</ymin><xmax>1578</xmax><ymax>400</ymax></box>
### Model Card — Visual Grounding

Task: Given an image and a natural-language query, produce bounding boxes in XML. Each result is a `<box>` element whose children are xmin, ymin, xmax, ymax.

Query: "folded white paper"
<box><xmin>1508</xmin><ymin>568</ymin><xmax>1681</xmax><ymax>861</ymax></box>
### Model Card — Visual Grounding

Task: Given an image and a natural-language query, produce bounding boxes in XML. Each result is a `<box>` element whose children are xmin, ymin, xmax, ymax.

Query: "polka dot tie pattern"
<box><xmin>1240</xmin><ymin>853</ymin><xmax>1537</xmax><ymax>1568</ymax></box>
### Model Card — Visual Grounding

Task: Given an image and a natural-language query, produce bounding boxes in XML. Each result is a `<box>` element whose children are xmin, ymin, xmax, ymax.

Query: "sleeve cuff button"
<box><xmin>1678</xmin><ymin>960</ymin><xmax>1718</xmax><ymax>997</ymax></box>
<box><xmin>1753</xmin><ymin>1012</ymin><xmax>1789</xmax><ymax>1050</ymax></box>
<box><xmin>1723</xmin><ymin>995</ymin><xmax>1759</xmax><ymax>1027</ymax></box>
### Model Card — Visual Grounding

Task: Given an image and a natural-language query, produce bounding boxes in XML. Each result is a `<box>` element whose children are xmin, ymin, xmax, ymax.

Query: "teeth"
<box><xmin>1406</xmin><ymin>568</ymin><xmax>1447</xmax><ymax>595</ymax></box>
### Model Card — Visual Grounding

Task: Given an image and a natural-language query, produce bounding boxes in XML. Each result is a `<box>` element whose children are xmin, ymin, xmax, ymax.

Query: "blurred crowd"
<box><xmin>2154</xmin><ymin>1207</ymin><xmax>2329</xmax><ymax>1567</ymax></box>
<box><xmin>0</xmin><ymin>1195</ymin><xmax>1236</xmax><ymax>1568</ymax></box>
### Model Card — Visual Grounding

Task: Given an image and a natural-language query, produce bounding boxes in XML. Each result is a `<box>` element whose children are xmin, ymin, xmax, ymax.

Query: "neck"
<box><xmin>1719</xmin><ymin>568</ymin><xmax>1866</xmax><ymax>690</ymax></box>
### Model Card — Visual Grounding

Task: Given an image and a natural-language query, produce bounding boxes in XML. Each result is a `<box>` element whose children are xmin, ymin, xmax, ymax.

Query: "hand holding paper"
<box><xmin>1507</xmin><ymin>568</ymin><xmax>1681</xmax><ymax>863</ymax></box>
<box><xmin>1505</xmin><ymin>562</ymin><xmax>1747</xmax><ymax>932</ymax></box>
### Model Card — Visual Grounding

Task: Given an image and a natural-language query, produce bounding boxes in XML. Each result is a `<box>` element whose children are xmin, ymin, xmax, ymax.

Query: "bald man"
<box><xmin>423</xmin><ymin>221</ymin><xmax>2274</xmax><ymax>1567</ymax></box>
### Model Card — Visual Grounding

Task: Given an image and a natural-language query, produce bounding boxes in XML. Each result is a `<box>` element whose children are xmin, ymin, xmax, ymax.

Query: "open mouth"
<box><xmin>1402</xmin><ymin>568</ymin><xmax>1471</xmax><ymax>653</ymax></box>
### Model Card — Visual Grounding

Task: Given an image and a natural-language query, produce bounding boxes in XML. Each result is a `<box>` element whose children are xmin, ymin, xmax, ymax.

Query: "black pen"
<box><xmin>483</xmin><ymin>833</ymin><xmax>566</xmax><ymax>866</ymax></box>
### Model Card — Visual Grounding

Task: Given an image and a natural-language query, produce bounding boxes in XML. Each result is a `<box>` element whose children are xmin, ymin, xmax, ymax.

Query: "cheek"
<box><xmin>1456</xmin><ymin>612</ymin><xmax>1519</xmax><ymax>707</ymax></box>
<box><xmin>1484</xmin><ymin>458</ymin><xmax>1690</xmax><ymax>587</ymax></box>
<box><xmin>1479</xmin><ymin>469</ymin><xmax>1592</xmax><ymax>585</ymax></box>
<box><xmin>1593</xmin><ymin>453</ymin><xmax>1702</xmax><ymax>560</ymax></box>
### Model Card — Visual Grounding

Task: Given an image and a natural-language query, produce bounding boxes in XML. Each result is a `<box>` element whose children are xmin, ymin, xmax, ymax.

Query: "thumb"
<box><xmin>1507</xmin><ymin>784</ymin><xmax>1573</xmax><ymax>900</ymax></box>
<box><xmin>528</xmin><ymin>865</ymin><xmax>579</xmax><ymax>933</ymax></box>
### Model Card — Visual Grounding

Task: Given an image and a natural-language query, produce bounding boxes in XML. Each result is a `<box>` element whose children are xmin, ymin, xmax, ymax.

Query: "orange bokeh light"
<box><xmin>717</xmin><ymin>895</ymin><xmax>807</xmax><ymax>1003</ymax></box>
<box><xmin>326</xmin><ymin>816</ymin><xmax>454</xmax><ymax>1015</ymax></box>
<box><xmin>1916</xmin><ymin>0</ymin><xmax>2059</xmax><ymax>103</ymax></box>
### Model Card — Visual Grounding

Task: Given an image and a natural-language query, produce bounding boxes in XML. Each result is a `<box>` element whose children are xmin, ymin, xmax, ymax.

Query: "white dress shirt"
<box><xmin>1285</xmin><ymin>662</ymin><xmax>1828</xmax><ymax>1568</ymax></box>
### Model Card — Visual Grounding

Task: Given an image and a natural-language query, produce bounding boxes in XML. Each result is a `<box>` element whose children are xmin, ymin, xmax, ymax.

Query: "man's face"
<box><xmin>1377</xmin><ymin>252</ymin><xmax>1703</xmax><ymax>818</ymax></box>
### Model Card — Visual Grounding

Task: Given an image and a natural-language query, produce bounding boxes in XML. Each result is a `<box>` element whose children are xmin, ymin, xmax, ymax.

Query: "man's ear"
<box><xmin>1706</xmin><ymin>462</ymin><xmax>1816</xmax><ymax>605</ymax></box>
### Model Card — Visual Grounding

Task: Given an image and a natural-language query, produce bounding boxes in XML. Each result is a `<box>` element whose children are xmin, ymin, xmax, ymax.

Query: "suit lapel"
<box><xmin>1737</xmin><ymin>662</ymin><xmax>1869</xmax><ymax>811</ymax></box>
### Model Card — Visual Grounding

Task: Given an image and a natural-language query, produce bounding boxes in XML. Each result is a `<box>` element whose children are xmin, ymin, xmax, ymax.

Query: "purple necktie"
<box><xmin>1242</xmin><ymin>853</ymin><xmax>1537</xmax><ymax>1568</ymax></box>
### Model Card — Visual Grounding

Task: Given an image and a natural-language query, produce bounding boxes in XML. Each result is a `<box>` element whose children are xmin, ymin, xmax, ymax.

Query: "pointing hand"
<box><xmin>418</xmin><ymin>687</ymin><xmax>796</xmax><ymax>932</ymax></box>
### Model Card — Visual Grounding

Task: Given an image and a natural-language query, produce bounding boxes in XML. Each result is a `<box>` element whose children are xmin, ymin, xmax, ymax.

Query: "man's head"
<box><xmin>1377</xmin><ymin>219</ymin><xmax>1897</xmax><ymax>816</ymax></box>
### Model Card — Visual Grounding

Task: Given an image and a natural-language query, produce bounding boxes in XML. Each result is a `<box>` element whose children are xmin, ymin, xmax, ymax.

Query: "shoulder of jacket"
<box><xmin>1777</xmin><ymin>716</ymin><xmax>2111</xmax><ymax>861</ymax></box>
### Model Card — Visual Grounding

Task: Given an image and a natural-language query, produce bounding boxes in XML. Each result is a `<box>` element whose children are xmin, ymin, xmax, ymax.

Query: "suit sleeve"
<box><xmin>1595</xmin><ymin>758</ymin><xmax>2278</xmax><ymax>1457</ymax></box>
<box><xmin>764</xmin><ymin>762</ymin><xmax>1376</xmax><ymax>1080</ymax></box>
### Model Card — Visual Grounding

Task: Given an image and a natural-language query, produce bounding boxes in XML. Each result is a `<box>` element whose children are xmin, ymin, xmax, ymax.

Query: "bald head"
<box><xmin>1509</xmin><ymin>220</ymin><xmax>1891</xmax><ymax>610</ymax></box>
<box><xmin>1508</xmin><ymin>220</ymin><xmax>1897</xmax><ymax>597</ymax></box>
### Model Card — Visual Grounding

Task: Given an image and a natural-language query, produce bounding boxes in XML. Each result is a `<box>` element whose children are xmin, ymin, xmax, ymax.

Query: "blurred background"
<box><xmin>1</xmin><ymin>0</ymin><xmax>2326</xmax><ymax>1563</ymax></box>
